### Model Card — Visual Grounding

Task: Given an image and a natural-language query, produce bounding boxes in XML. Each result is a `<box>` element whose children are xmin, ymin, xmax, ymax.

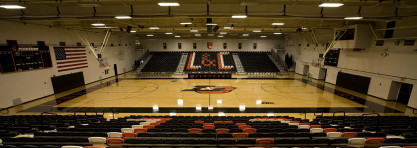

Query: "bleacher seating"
<box><xmin>1</xmin><ymin>114</ymin><xmax>416</xmax><ymax>147</ymax></box>
<box><xmin>141</xmin><ymin>52</ymin><xmax>182</xmax><ymax>72</ymax></box>
<box><xmin>238</xmin><ymin>52</ymin><xmax>280</xmax><ymax>73</ymax></box>
<box><xmin>184</xmin><ymin>51</ymin><xmax>236</xmax><ymax>73</ymax></box>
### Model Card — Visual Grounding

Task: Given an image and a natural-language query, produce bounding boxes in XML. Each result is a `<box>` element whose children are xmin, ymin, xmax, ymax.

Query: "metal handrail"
<box><xmin>362</xmin><ymin>113</ymin><xmax>380</xmax><ymax>129</ymax></box>
<box><xmin>0</xmin><ymin>108</ymin><xmax>9</xmax><ymax>114</ymax></box>
<box><xmin>40</xmin><ymin>112</ymin><xmax>58</xmax><ymax>131</ymax></box>
<box><xmin>332</xmin><ymin>111</ymin><xmax>346</xmax><ymax>125</ymax></box>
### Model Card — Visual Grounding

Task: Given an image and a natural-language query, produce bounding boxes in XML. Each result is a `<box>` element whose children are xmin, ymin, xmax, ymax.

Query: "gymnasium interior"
<box><xmin>1</xmin><ymin>0</ymin><xmax>417</xmax><ymax>147</ymax></box>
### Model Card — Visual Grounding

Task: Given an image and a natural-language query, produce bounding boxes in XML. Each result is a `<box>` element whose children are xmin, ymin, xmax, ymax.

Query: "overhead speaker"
<box><xmin>37</xmin><ymin>41</ymin><xmax>46</xmax><ymax>47</ymax></box>
<box><xmin>213</xmin><ymin>25</ymin><xmax>219</xmax><ymax>32</ymax></box>
<box><xmin>126</xmin><ymin>26</ymin><xmax>132</xmax><ymax>33</ymax></box>
<box><xmin>207</xmin><ymin>25</ymin><xmax>212</xmax><ymax>33</ymax></box>
<box><xmin>206</xmin><ymin>18</ymin><xmax>212</xmax><ymax>23</ymax></box>
<box><xmin>7</xmin><ymin>40</ymin><xmax>18</xmax><ymax>47</ymax></box>
<box><xmin>384</xmin><ymin>21</ymin><xmax>396</xmax><ymax>38</ymax></box>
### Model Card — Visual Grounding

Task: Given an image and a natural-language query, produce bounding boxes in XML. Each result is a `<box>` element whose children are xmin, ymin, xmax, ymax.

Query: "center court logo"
<box><xmin>182</xmin><ymin>85</ymin><xmax>236</xmax><ymax>94</ymax></box>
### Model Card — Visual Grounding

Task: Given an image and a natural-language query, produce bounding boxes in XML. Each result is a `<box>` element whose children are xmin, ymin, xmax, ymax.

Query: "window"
<box><xmin>404</xmin><ymin>40</ymin><xmax>415</xmax><ymax>46</ymax></box>
<box><xmin>375</xmin><ymin>40</ymin><xmax>384</xmax><ymax>46</ymax></box>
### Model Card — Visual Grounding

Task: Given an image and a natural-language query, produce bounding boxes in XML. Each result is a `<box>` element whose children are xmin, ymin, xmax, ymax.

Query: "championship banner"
<box><xmin>207</xmin><ymin>42</ymin><xmax>213</xmax><ymax>49</ymax></box>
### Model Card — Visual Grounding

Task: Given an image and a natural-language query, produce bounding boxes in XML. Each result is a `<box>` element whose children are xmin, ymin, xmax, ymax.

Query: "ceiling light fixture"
<box><xmin>130</xmin><ymin>31</ymin><xmax>136</xmax><ymax>33</ymax></box>
<box><xmin>218</xmin><ymin>36</ymin><xmax>224</xmax><ymax>37</ymax></box>
<box><xmin>115</xmin><ymin>16</ymin><xmax>131</xmax><ymax>19</ymax></box>
<box><xmin>242</xmin><ymin>34</ymin><xmax>249</xmax><ymax>36</ymax></box>
<box><xmin>190</xmin><ymin>29</ymin><xmax>198</xmax><ymax>32</ymax></box>
<box><xmin>344</xmin><ymin>17</ymin><xmax>363</xmax><ymax>20</ymax></box>
<box><xmin>158</xmin><ymin>3</ymin><xmax>180</xmax><ymax>6</ymax></box>
<box><xmin>232</xmin><ymin>15</ymin><xmax>247</xmax><ymax>18</ymax></box>
<box><xmin>147</xmin><ymin>34</ymin><xmax>154</xmax><ymax>37</ymax></box>
<box><xmin>319</xmin><ymin>3</ymin><xmax>344</xmax><ymax>7</ymax></box>
<box><xmin>0</xmin><ymin>5</ymin><xmax>26</xmax><ymax>9</ymax></box>
<box><xmin>91</xmin><ymin>23</ymin><xmax>105</xmax><ymax>26</ymax></box>
<box><xmin>253</xmin><ymin>30</ymin><xmax>261</xmax><ymax>33</ymax></box>
<box><xmin>274</xmin><ymin>33</ymin><xmax>282</xmax><ymax>34</ymax></box>
<box><xmin>149</xmin><ymin>27</ymin><xmax>160</xmax><ymax>30</ymax></box>
<box><xmin>208</xmin><ymin>34</ymin><xmax>214</xmax><ymax>36</ymax></box>
<box><xmin>180</xmin><ymin>22</ymin><xmax>192</xmax><ymax>25</ymax></box>
<box><xmin>302</xmin><ymin>27</ymin><xmax>308</xmax><ymax>29</ymax></box>
<box><xmin>195</xmin><ymin>34</ymin><xmax>201</xmax><ymax>37</ymax></box>
<box><xmin>165</xmin><ymin>32</ymin><xmax>173</xmax><ymax>34</ymax></box>
<box><xmin>175</xmin><ymin>36</ymin><xmax>181</xmax><ymax>37</ymax></box>
<box><xmin>220</xmin><ymin>32</ymin><xmax>227</xmax><ymax>34</ymax></box>
<box><xmin>224</xmin><ymin>27</ymin><xmax>232</xmax><ymax>29</ymax></box>
<box><xmin>272</xmin><ymin>23</ymin><xmax>284</xmax><ymax>25</ymax></box>
<box><xmin>206</xmin><ymin>23</ymin><xmax>217</xmax><ymax>26</ymax></box>
<box><xmin>261</xmin><ymin>36</ymin><xmax>267</xmax><ymax>38</ymax></box>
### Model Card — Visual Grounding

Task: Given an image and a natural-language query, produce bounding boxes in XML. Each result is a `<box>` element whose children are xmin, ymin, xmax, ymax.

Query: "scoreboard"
<box><xmin>0</xmin><ymin>46</ymin><xmax>52</xmax><ymax>73</ymax></box>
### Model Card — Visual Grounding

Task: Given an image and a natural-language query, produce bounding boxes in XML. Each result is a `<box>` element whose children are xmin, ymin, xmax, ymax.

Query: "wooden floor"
<box><xmin>2</xmin><ymin>72</ymin><xmax>416</xmax><ymax>120</ymax></box>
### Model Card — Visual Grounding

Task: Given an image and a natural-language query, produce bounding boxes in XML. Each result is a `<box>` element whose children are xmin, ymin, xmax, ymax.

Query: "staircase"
<box><xmin>135</xmin><ymin>55</ymin><xmax>152</xmax><ymax>74</ymax></box>
<box><xmin>269</xmin><ymin>49</ymin><xmax>288</xmax><ymax>74</ymax></box>
<box><xmin>232</xmin><ymin>53</ymin><xmax>246</xmax><ymax>74</ymax></box>
<box><xmin>175</xmin><ymin>53</ymin><xmax>189</xmax><ymax>74</ymax></box>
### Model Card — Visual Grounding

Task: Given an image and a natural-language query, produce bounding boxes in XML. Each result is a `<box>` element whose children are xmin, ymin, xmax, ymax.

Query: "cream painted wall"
<box><xmin>368</xmin><ymin>77</ymin><xmax>392</xmax><ymax>100</ymax></box>
<box><xmin>0</xmin><ymin>20</ymin><xmax>140</xmax><ymax>108</ymax></box>
<box><xmin>325</xmin><ymin>68</ymin><xmax>339</xmax><ymax>84</ymax></box>
<box><xmin>284</xmin><ymin>18</ymin><xmax>417</xmax><ymax>108</ymax></box>
<box><xmin>140</xmin><ymin>39</ymin><xmax>284</xmax><ymax>51</ymax></box>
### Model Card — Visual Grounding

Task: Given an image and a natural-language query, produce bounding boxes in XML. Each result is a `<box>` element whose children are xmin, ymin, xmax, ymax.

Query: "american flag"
<box><xmin>54</xmin><ymin>47</ymin><xmax>88</xmax><ymax>72</ymax></box>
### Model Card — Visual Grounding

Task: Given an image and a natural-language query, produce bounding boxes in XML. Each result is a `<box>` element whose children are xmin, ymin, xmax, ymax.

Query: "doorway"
<box><xmin>397</xmin><ymin>83</ymin><xmax>413</xmax><ymax>105</ymax></box>
<box><xmin>114</xmin><ymin>64</ymin><xmax>118</xmax><ymax>76</ymax></box>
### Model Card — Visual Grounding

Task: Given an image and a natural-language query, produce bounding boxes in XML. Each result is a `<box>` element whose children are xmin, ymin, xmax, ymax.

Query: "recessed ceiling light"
<box><xmin>152</xmin><ymin>105</ymin><xmax>159</xmax><ymax>110</ymax></box>
<box><xmin>232</xmin><ymin>15</ymin><xmax>247</xmax><ymax>18</ymax></box>
<box><xmin>175</xmin><ymin>36</ymin><xmax>181</xmax><ymax>37</ymax></box>
<box><xmin>180</xmin><ymin>22</ymin><xmax>192</xmax><ymax>25</ymax></box>
<box><xmin>267</xmin><ymin>113</ymin><xmax>274</xmax><ymax>117</ymax></box>
<box><xmin>206</xmin><ymin>23</ymin><xmax>217</xmax><ymax>26</ymax></box>
<box><xmin>242</xmin><ymin>34</ymin><xmax>249</xmax><ymax>36</ymax></box>
<box><xmin>149</xmin><ymin>27</ymin><xmax>159</xmax><ymax>30</ymax></box>
<box><xmin>344</xmin><ymin>17</ymin><xmax>363</xmax><ymax>20</ymax></box>
<box><xmin>274</xmin><ymin>33</ymin><xmax>282</xmax><ymax>34</ymax></box>
<box><xmin>272</xmin><ymin>23</ymin><xmax>284</xmax><ymax>25</ymax></box>
<box><xmin>224</xmin><ymin>27</ymin><xmax>233</xmax><ymax>29</ymax></box>
<box><xmin>147</xmin><ymin>34</ymin><xmax>154</xmax><ymax>36</ymax></box>
<box><xmin>115</xmin><ymin>16</ymin><xmax>131</xmax><ymax>19</ymax></box>
<box><xmin>190</xmin><ymin>29</ymin><xmax>198</xmax><ymax>32</ymax></box>
<box><xmin>319</xmin><ymin>3</ymin><xmax>344</xmax><ymax>7</ymax></box>
<box><xmin>253</xmin><ymin>30</ymin><xmax>261</xmax><ymax>33</ymax></box>
<box><xmin>0</xmin><ymin>5</ymin><xmax>26</xmax><ymax>9</ymax></box>
<box><xmin>220</xmin><ymin>32</ymin><xmax>227</xmax><ymax>34</ymax></box>
<box><xmin>165</xmin><ymin>32</ymin><xmax>173</xmax><ymax>34</ymax></box>
<box><xmin>218</xmin><ymin>36</ymin><xmax>224</xmax><ymax>37</ymax></box>
<box><xmin>158</xmin><ymin>3</ymin><xmax>180</xmax><ymax>6</ymax></box>
<box><xmin>261</xmin><ymin>36</ymin><xmax>267</xmax><ymax>38</ymax></box>
<box><xmin>91</xmin><ymin>23</ymin><xmax>105</xmax><ymax>26</ymax></box>
<box><xmin>195</xmin><ymin>34</ymin><xmax>201</xmax><ymax>37</ymax></box>
<box><xmin>218</xmin><ymin>112</ymin><xmax>225</xmax><ymax>116</ymax></box>
<box><xmin>130</xmin><ymin>31</ymin><xmax>136</xmax><ymax>33</ymax></box>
